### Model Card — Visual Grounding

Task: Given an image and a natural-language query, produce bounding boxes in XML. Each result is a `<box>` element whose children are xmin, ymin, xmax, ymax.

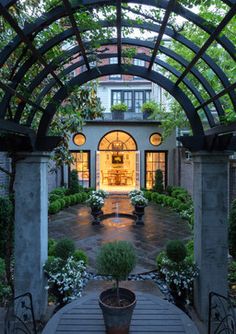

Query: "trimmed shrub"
<box><xmin>80</xmin><ymin>192</ymin><xmax>88</xmax><ymax>202</ymax></box>
<box><xmin>58</xmin><ymin>198</ymin><xmax>66</xmax><ymax>209</ymax></box>
<box><xmin>73</xmin><ymin>249</ymin><xmax>88</xmax><ymax>265</ymax></box>
<box><xmin>97</xmin><ymin>241</ymin><xmax>136</xmax><ymax>281</ymax></box>
<box><xmin>69</xmin><ymin>170</ymin><xmax>80</xmax><ymax>194</ymax></box>
<box><xmin>51</xmin><ymin>187</ymin><xmax>67</xmax><ymax>197</ymax></box>
<box><xmin>64</xmin><ymin>196</ymin><xmax>72</xmax><ymax>207</ymax></box>
<box><xmin>166</xmin><ymin>240</ymin><xmax>187</xmax><ymax>263</ymax></box>
<box><xmin>75</xmin><ymin>193</ymin><xmax>82</xmax><ymax>203</ymax></box>
<box><xmin>153</xmin><ymin>169</ymin><xmax>164</xmax><ymax>193</ymax></box>
<box><xmin>143</xmin><ymin>191</ymin><xmax>152</xmax><ymax>201</ymax></box>
<box><xmin>151</xmin><ymin>192</ymin><xmax>159</xmax><ymax>202</ymax></box>
<box><xmin>49</xmin><ymin>201</ymin><xmax>60</xmax><ymax>214</ymax></box>
<box><xmin>54</xmin><ymin>238</ymin><xmax>76</xmax><ymax>261</ymax></box>
<box><xmin>49</xmin><ymin>194</ymin><xmax>61</xmax><ymax>202</ymax></box>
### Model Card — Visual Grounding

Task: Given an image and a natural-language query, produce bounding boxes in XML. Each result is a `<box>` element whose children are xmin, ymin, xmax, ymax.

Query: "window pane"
<box><xmin>134</xmin><ymin>91</ymin><xmax>144</xmax><ymax>112</ymax></box>
<box><xmin>145</xmin><ymin>152</ymin><xmax>166</xmax><ymax>190</ymax></box>
<box><xmin>112</xmin><ymin>91</ymin><xmax>122</xmax><ymax>105</ymax></box>
<box><xmin>71</xmin><ymin>152</ymin><xmax>90</xmax><ymax>188</ymax></box>
<box><xmin>123</xmin><ymin>91</ymin><xmax>133</xmax><ymax>111</ymax></box>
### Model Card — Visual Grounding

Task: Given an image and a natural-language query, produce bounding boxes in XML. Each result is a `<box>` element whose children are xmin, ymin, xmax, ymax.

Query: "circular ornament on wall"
<box><xmin>73</xmin><ymin>133</ymin><xmax>86</xmax><ymax>146</ymax></box>
<box><xmin>150</xmin><ymin>133</ymin><xmax>162</xmax><ymax>146</ymax></box>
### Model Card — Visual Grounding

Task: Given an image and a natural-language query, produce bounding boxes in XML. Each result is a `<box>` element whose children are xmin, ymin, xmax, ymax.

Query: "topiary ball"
<box><xmin>54</xmin><ymin>238</ymin><xmax>75</xmax><ymax>260</ymax></box>
<box><xmin>166</xmin><ymin>240</ymin><xmax>187</xmax><ymax>263</ymax></box>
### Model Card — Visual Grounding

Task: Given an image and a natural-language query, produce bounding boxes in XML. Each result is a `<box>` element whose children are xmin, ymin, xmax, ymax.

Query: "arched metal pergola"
<box><xmin>0</xmin><ymin>0</ymin><xmax>235</xmax><ymax>152</ymax></box>
<box><xmin>0</xmin><ymin>0</ymin><xmax>235</xmax><ymax>325</ymax></box>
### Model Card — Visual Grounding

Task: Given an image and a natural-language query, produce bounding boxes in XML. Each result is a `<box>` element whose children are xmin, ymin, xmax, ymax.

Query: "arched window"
<box><xmin>98</xmin><ymin>131</ymin><xmax>137</xmax><ymax>151</ymax></box>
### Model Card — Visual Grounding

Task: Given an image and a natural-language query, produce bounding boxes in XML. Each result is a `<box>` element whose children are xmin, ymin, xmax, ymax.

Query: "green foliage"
<box><xmin>229</xmin><ymin>202</ymin><xmax>236</xmax><ymax>259</ymax></box>
<box><xmin>111</xmin><ymin>103</ymin><xmax>128</xmax><ymax>112</ymax></box>
<box><xmin>97</xmin><ymin>241</ymin><xmax>136</xmax><ymax>282</ymax></box>
<box><xmin>228</xmin><ymin>261</ymin><xmax>236</xmax><ymax>283</ymax></box>
<box><xmin>73</xmin><ymin>249</ymin><xmax>88</xmax><ymax>265</ymax></box>
<box><xmin>0</xmin><ymin>196</ymin><xmax>14</xmax><ymax>256</ymax></box>
<box><xmin>141</xmin><ymin>100</ymin><xmax>164</xmax><ymax>115</ymax></box>
<box><xmin>143</xmin><ymin>190</ymin><xmax>152</xmax><ymax>201</ymax></box>
<box><xmin>50</xmin><ymin>187</ymin><xmax>67</xmax><ymax>197</ymax></box>
<box><xmin>0</xmin><ymin>258</ymin><xmax>12</xmax><ymax>306</ymax></box>
<box><xmin>54</xmin><ymin>238</ymin><xmax>76</xmax><ymax>261</ymax></box>
<box><xmin>48</xmin><ymin>201</ymin><xmax>61</xmax><ymax>214</ymax></box>
<box><xmin>49</xmin><ymin>194</ymin><xmax>61</xmax><ymax>202</ymax></box>
<box><xmin>0</xmin><ymin>196</ymin><xmax>14</xmax><ymax>288</ymax></box>
<box><xmin>48</xmin><ymin>238</ymin><xmax>57</xmax><ymax>257</ymax></box>
<box><xmin>153</xmin><ymin>169</ymin><xmax>164</xmax><ymax>193</ymax></box>
<box><xmin>69</xmin><ymin>170</ymin><xmax>80</xmax><ymax>194</ymax></box>
<box><xmin>166</xmin><ymin>240</ymin><xmax>187</xmax><ymax>263</ymax></box>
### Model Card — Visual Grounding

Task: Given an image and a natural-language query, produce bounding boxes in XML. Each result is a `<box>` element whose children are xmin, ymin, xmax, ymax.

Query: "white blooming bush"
<box><xmin>130</xmin><ymin>195</ymin><xmax>148</xmax><ymax>207</ymax></box>
<box><xmin>86</xmin><ymin>193</ymin><xmax>104</xmax><ymax>209</ymax></box>
<box><xmin>128</xmin><ymin>189</ymin><xmax>144</xmax><ymax>198</ymax></box>
<box><xmin>158</xmin><ymin>255</ymin><xmax>199</xmax><ymax>297</ymax></box>
<box><xmin>92</xmin><ymin>189</ymin><xmax>109</xmax><ymax>199</ymax></box>
<box><xmin>44</xmin><ymin>256</ymin><xmax>87</xmax><ymax>305</ymax></box>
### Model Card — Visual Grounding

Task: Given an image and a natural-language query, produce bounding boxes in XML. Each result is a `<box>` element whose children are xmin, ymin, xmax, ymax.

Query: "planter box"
<box><xmin>112</xmin><ymin>111</ymin><xmax>124</xmax><ymax>120</ymax></box>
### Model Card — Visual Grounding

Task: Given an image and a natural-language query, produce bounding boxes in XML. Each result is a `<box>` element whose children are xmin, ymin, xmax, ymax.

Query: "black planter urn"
<box><xmin>134</xmin><ymin>205</ymin><xmax>145</xmax><ymax>225</ymax></box>
<box><xmin>91</xmin><ymin>207</ymin><xmax>102</xmax><ymax>225</ymax></box>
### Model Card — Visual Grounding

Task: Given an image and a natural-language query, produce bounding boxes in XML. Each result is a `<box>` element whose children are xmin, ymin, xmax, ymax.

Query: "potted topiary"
<box><xmin>97</xmin><ymin>241</ymin><xmax>136</xmax><ymax>334</ymax></box>
<box><xmin>111</xmin><ymin>103</ymin><xmax>128</xmax><ymax>120</ymax></box>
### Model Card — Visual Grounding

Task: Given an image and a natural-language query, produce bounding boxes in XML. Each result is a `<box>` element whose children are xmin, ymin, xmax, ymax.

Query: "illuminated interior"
<box><xmin>145</xmin><ymin>152</ymin><xmax>166</xmax><ymax>190</ymax></box>
<box><xmin>98</xmin><ymin>131</ymin><xmax>139</xmax><ymax>192</ymax></box>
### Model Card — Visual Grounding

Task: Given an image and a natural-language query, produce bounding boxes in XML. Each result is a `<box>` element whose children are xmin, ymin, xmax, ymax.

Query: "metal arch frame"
<box><xmin>8</xmin><ymin>38</ymin><xmax>231</xmax><ymax>129</ymax></box>
<box><xmin>1</xmin><ymin>19</ymin><xmax>232</xmax><ymax>122</ymax></box>
<box><xmin>13</xmin><ymin>36</ymin><xmax>219</xmax><ymax>128</ymax></box>
<box><xmin>0</xmin><ymin>0</ymin><xmax>235</xmax><ymax>67</ymax></box>
<box><xmin>37</xmin><ymin>64</ymin><xmax>204</xmax><ymax>139</ymax></box>
<box><xmin>0</xmin><ymin>3</ymin><xmax>64</xmax><ymax>88</ymax></box>
<box><xmin>61</xmin><ymin>0</ymin><xmax>90</xmax><ymax>71</ymax></box>
<box><xmin>148</xmin><ymin>0</ymin><xmax>176</xmax><ymax>71</ymax></box>
<box><xmin>23</xmin><ymin>51</ymin><xmax>214</xmax><ymax>127</ymax></box>
<box><xmin>0</xmin><ymin>0</ymin><xmax>234</xmax><ymax>140</ymax></box>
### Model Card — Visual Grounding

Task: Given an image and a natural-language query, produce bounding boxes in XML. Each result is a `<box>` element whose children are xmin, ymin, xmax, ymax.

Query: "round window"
<box><xmin>150</xmin><ymin>133</ymin><xmax>162</xmax><ymax>146</ymax></box>
<box><xmin>73</xmin><ymin>133</ymin><xmax>86</xmax><ymax>146</ymax></box>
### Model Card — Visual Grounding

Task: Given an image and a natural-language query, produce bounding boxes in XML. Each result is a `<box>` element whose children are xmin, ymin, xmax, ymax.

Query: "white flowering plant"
<box><xmin>128</xmin><ymin>189</ymin><xmax>144</xmax><ymax>198</ymax></box>
<box><xmin>44</xmin><ymin>256</ymin><xmax>87</xmax><ymax>305</ymax></box>
<box><xmin>86</xmin><ymin>194</ymin><xmax>104</xmax><ymax>209</ymax></box>
<box><xmin>92</xmin><ymin>189</ymin><xmax>109</xmax><ymax>199</ymax></box>
<box><xmin>158</xmin><ymin>255</ymin><xmax>199</xmax><ymax>297</ymax></box>
<box><xmin>130</xmin><ymin>194</ymin><xmax>148</xmax><ymax>207</ymax></box>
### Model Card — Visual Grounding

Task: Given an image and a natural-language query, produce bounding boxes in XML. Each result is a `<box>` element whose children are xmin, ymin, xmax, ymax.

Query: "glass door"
<box><xmin>96</xmin><ymin>151</ymin><xmax>100</xmax><ymax>190</ymax></box>
<box><xmin>135</xmin><ymin>151</ymin><xmax>140</xmax><ymax>189</ymax></box>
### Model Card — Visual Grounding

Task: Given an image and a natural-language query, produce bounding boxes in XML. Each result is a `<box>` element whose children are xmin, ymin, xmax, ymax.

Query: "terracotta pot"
<box><xmin>99</xmin><ymin>288</ymin><xmax>136</xmax><ymax>334</ymax></box>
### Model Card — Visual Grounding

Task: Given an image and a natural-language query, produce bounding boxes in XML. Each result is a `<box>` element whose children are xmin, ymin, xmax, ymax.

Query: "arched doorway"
<box><xmin>97</xmin><ymin>130</ymin><xmax>139</xmax><ymax>192</ymax></box>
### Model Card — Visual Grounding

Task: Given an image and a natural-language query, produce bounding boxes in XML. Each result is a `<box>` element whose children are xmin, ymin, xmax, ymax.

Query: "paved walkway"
<box><xmin>42</xmin><ymin>281</ymin><xmax>199</xmax><ymax>334</ymax></box>
<box><xmin>49</xmin><ymin>194</ymin><xmax>192</xmax><ymax>273</ymax></box>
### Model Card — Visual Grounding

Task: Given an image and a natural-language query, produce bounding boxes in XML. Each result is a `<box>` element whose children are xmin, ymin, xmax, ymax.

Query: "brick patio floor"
<box><xmin>48</xmin><ymin>194</ymin><xmax>192</xmax><ymax>273</ymax></box>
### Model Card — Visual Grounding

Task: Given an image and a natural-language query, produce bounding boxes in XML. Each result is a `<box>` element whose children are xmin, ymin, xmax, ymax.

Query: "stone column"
<box><xmin>192</xmin><ymin>151</ymin><xmax>230</xmax><ymax>328</ymax></box>
<box><xmin>14</xmin><ymin>152</ymin><xmax>50</xmax><ymax>320</ymax></box>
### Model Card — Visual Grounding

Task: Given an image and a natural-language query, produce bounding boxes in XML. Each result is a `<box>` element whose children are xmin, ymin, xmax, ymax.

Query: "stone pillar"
<box><xmin>192</xmin><ymin>151</ymin><xmax>230</xmax><ymax>328</ymax></box>
<box><xmin>14</xmin><ymin>152</ymin><xmax>50</xmax><ymax>320</ymax></box>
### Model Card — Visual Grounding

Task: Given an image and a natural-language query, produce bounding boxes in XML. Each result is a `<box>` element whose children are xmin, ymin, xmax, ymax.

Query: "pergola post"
<box><xmin>192</xmin><ymin>151</ymin><xmax>231</xmax><ymax>329</ymax></box>
<box><xmin>14</xmin><ymin>152</ymin><xmax>50</xmax><ymax>320</ymax></box>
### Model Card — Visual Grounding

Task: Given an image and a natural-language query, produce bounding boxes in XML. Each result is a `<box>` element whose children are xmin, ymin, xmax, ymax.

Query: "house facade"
<box><xmin>66</xmin><ymin>45</ymin><xmax>176</xmax><ymax>192</ymax></box>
